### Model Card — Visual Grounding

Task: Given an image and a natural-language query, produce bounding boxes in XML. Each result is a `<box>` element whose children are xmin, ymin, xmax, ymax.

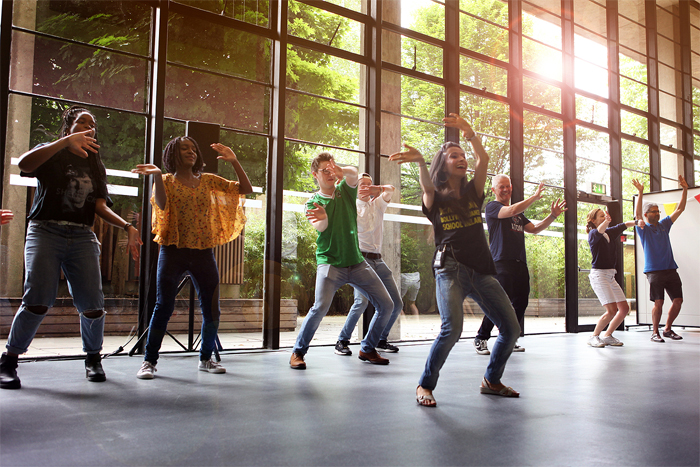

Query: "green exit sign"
<box><xmin>591</xmin><ymin>182</ymin><xmax>606</xmax><ymax>195</ymax></box>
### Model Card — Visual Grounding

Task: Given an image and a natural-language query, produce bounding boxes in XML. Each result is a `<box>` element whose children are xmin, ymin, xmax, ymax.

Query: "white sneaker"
<box><xmin>198</xmin><ymin>359</ymin><xmax>226</xmax><ymax>374</ymax></box>
<box><xmin>474</xmin><ymin>339</ymin><xmax>490</xmax><ymax>355</ymax></box>
<box><xmin>512</xmin><ymin>341</ymin><xmax>525</xmax><ymax>352</ymax></box>
<box><xmin>136</xmin><ymin>361</ymin><xmax>157</xmax><ymax>379</ymax></box>
<box><xmin>587</xmin><ymin>335</ymin><xmax>606</xmax><ymax>348</ymax></box>
<box><xmin>600</xmin><ymin>335</ymin><xmax>623</xmax><ymax>346</ymax></box>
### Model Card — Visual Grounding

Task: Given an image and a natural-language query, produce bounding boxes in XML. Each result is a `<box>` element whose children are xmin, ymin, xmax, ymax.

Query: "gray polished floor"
<box><xmin>1</xmin><ymin>330</ymin><xmax>698</xmax><ymax>467</ymax></box>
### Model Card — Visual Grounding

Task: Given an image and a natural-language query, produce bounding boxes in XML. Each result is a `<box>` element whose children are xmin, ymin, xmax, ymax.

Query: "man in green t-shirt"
<box><xmin>290</xmin><ymin>152</ymin><xmax>394</xmax><ymax>369</ymax></box>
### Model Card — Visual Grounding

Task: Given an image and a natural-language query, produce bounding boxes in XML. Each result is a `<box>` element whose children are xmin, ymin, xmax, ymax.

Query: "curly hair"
<box><xmin>162</xmin><ymin>136</ymin><xmax>204</xmax><ymax>175</ymax></box>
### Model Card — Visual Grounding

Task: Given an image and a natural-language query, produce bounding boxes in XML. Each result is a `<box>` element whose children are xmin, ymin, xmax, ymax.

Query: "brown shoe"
<box><xmin>289</xmin><ymin>352</ymin><xmax>306</xmax><ymax>370</ymax></box>
<box><xmin>358</xmin><ymin>349</ymin><xmax>389</xmax><ymax>365</ymax></box>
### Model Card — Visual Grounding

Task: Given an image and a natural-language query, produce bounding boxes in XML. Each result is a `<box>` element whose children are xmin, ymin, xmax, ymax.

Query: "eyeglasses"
<box><xmin>318</xmin><ymin>168</ymin><xmax>334</xmax><ymax>175</ymax></box>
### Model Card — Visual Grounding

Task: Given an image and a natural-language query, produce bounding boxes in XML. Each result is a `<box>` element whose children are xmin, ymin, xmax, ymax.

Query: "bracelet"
<box><xmin>123</xmin><ymin>222</ymin><xmax>132</xmax><ymax>232</ymax></box>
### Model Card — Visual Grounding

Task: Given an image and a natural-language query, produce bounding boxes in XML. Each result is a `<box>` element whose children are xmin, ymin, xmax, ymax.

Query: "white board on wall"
<box><xmin>634</xmin><ymin>187</ymin><xmax>700</xmax><ymax>328</ymax></box>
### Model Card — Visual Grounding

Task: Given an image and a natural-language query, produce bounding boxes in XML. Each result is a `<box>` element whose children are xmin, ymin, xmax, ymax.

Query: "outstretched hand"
<box><xmin>443</xmin><ymin>113</ymin><xmax>475</xmax><ymax>139</ymax></box>
<box><xmin>359</xmin><ymin>184</ymin><xmax>382</xmax><ymax>198</ymax></box>
<box><xmin>389</xmin><ymin>143</ymin><xmax>425</xmax><ymax>165</ymax></box>
<box><xmin>211</xmin><ymin>143</ymin><xmax>239</xmax><ymax>164</ymax></box>
<box><xmin>604</xmin><ymin>211</ymin><xmax>612</xmax><ymax>223</ymax></box>
<box><xmin>127</xmin><ymin>227</ymin><xmax>143</xmax><ymax>261</ymax></box>
<box><xmin>66</xmin><ymin>129</ymin><xmax>100</xmax><ymax>158</ymax></box>
<box><xmin>533</xmin><ymin>182</ymin><xmax>545</xmax><ymax>201</ymax></box>
<box><xmin>305</xmin><ymin>202</ymin><xmax>327</xmax><ymax>223</ymax></box>
<box><xmin>131</xmin><ymin>164</ymin><xmax>162</xmax><ymax>176</ymax></box>
<box><xmin>550</xmin><ymin>198</ymin><xmax>567</xmax><ymax>217</ymax></box>
<box><xmin>678</xmin><ymin>174</ymin><xmax>688</xmax><ymax>189</ymax></box>
<box><xmin>632</xmin><ymin>178</ymin><xmax>644</xmax><ymax>192</ymax></box>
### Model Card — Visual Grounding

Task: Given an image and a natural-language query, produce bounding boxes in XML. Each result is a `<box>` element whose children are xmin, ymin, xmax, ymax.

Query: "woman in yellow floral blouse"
<box><xmin>131</xmin><ymin>136</ymin><xmax>252</xmax><ymax>379</ymax></box>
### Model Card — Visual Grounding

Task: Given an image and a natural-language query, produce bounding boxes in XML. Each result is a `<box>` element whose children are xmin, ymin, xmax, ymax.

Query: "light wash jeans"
<box><xmin>6</xmin><ymin>221</ymin><xmax>105</xmax><ymax>355</ymax></box>
<box><xmin>419</xmin><ymin>256</ymin><xmax>520</xmax><ymax>391</ymax></box>
<box><xmin>144</xmin><ymin>246</ymin><xmax>220</xmax><ymax>364</ymax></box>
<box><xmin>338</xmin><ymin>257</ymin><xmax>402</xmax><ymax>342</ymax></box>
<box><xmin>293</xmin><ymin>260</ymin><xmax>393</xmax><ymax>355</ymax></box>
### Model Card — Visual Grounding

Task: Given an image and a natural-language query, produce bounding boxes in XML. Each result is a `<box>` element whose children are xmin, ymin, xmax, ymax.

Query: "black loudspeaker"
<box><xmin>186</xmin><ymin>121</ymin><xmax>221</xmax><ymax>175</ymax></box>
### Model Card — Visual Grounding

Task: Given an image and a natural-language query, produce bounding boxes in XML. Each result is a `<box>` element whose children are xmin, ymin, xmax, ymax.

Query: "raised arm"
<box><xmin>132</xmin><ymin>164</ymin><xmax>167</xmax><ymax>210</ymax></box>
<box><xmin>597</xmin><ymin>211</ymin><xmax>612</xmax><ymax>235</ymax></box>
<box><xmin>443</xmin><ymin>113</ymin><xmax>488</xmax><ymax>194</ymax></box>
<box><xmin>359</xmin><ymin>184</ymin><xmax>395</xmax><ymax>202</ymax></box>
<box><xmin>389</xmin><ymin>144</ymin><xmax>435</xmax><ymax>210</ymax></box>
<box><xmin>498</xmin><ymin>182</ymin><xmax>544</xmax><ymax>219</ymax></box>
<box><xmin>632</xmin><ymin>178</ymin><xmax>644</xmax><ymax>222</ymax></box>
<box><xmin>211</xmin><ymin>143</ymin><xmax>253</xmax><ymax>195</ymax></box>
<box><xmin>18</xmin><ymin>130</ymin><xmax>100</xmax><ymax>173</ymax></box>
<box><xmin>524</xmin><ymin>198</ymin><xmax>567</xmax><ymax>234</ymax></box>
<box><xmin>670</xmin><ymin>175</ymin><xmax>688</xmax><ymax>223</ymax></box>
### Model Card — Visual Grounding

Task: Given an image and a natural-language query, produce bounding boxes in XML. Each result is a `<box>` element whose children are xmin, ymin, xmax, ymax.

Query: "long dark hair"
<box><xmin>59</xmin><ymin>105</ymin><xmax>107</xmax><ymax>190</ymax></box>
<box><xmin>429</xmin><ymin>141</ymin><xmax>469</xmax><ymax>197</ymax></box>
<box><xmin>162</xmin><ymin>136</ymin><xmax>204</xmax><ymax>175</ymax></box>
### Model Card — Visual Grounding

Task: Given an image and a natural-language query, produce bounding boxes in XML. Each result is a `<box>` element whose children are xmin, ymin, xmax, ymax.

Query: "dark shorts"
<box><xmin>646</xmin><ymin>269</ymin><xmax>683</xmax><ymax>302</ymax></box>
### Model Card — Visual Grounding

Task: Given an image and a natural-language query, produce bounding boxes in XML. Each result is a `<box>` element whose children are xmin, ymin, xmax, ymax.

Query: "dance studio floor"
<box><xmin>1</xmin><ymin>330</ymin><xmax>698</xmax><ymax>466</ymax></box>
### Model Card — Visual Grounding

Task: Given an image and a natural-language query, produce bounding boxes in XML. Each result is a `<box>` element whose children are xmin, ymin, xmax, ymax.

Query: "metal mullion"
<box><xmin>458</xmin><ymin>9</ymin><xmax>509</xmax><ymax>32</ymax></box>
<box><xmin>522</xmin><ymin>69</ymin><xmax>563</xmax><ymax>89</ymax></box>
<box><xmin>620</xmin><ymin>132</ymin><xmax>649</xmax><ymax>146</ymax></box>
<box><xmin>0</xmin><ymin>0</ymin><xmax>12</xmax><ymax>208</ymax></box>
<box><xmin>618</xmin><ymin>66</ymin><xmax>649</xmax><ymax>87</ymax></box>
<box><xmin>575</xmin><ymin>119</ymin><xmax>609</xmax><ymax>134</ymax></box>
<box><xmin>381</xmin><ymin>20</ymin><xmax>446</xmax><ymax>49</ymax></box>
<box><xmin>678</xmin><ymin>1</ymin><xmax>694</xmax><ymax>186</ymax></box>
<box><xmin>286</xmin><ymin>88</ymin><xmax>365</xmax><ymax>109</ymax></box>
<box><xmin>509</xmin><ymin>0</ymin><xmax>525</xmax><ymax>206</ymax></box>
<box><xmin>287</xmin><ymin>35</ymin><xmax>368</xmax><ymax>65</ymax></box>
<box><xmin>284</xmin><ymin>137</ymin><xmax>364</xmax><ymax>155</ymax></box>
<box><xmin>381</xmin><ymin>61</ymin><xmax>446</xmax><ymax>87</ymax></box>
<box><xmin>444</xmin><ymin>0</ymin><xmax>459</xmax><ymax>142</ymax></box>
<box><xmin>166</xmin><ymin>61</ymin><xmax>273</xmax><ymax>89</ymax></box>
<box><xmin>576</xmin><ymin>154</ymin><xmax>610</xmax><ymax>167</ymax></box>
<box><xmin>11</xmin><ymin>26</ymin><xmax>150</xmax><ymax>62</ymax></box>
<box><xmin>6</xmin><ymin>90</ymin><xmax>150</xmax><ymax>117</ymax></box>
<box><xmin>458</xmin><ymin>47</ymin><xmax>509</xmax><ymax>71</ymax></box>
<box><xmin>295</xmin><ymin>0</ymin><xmax>368</xmax><ymax>24</ymax></box>
<box><xmin>458</xmin><ymin>83</ymin><xmax>509</xmax><ymax>104</ymax></box>
<box><xmin>136</xmin><ymin>0</ymin><xmax>168</xmax><ymax>355</ymax></box>
<box><xmin>645</xmin><ymin>0</ymin><xmax>660</xmax><ymax>192</ymax></box>
<box><xmin>380</xmin><ymin>109</ymin><xmax>444</xmax><ymax>127</ymax></box>
<box><xmin>619</xmin><ymin>103</ymin><xmax>649</xmax><ymax>119</ymax></box>
<box><xmin>523</xmin><ymin>142</ymin><xmax>564</xmax><ymax>156</ymax></box>
<box><xmin>574</xmin><ymin>86</ymin><xmax>610</xmax><ymax>105</ymax></box>
<box><xmin>263</xmin><ymin>0</ymin><xmax>287</xmax><ymax>350</ymax></box>
<box><xmin>168</xmin><ymin>1</ymin><xmax>274</xmax><ymax>39</ymax></box>
<box><xmin>521</xmin><ymin>32</ymin><xmax>562</xmax><ymax>53</ymax></box>
<box><xmin>522</xmin><ymin>102</ymin><xmax>562</xmax><ymax>120</ymax></box>
<box><xmin>561</xmin><ymin>0</ymin><xmax>578</xmax><ymax>333</ymax></box>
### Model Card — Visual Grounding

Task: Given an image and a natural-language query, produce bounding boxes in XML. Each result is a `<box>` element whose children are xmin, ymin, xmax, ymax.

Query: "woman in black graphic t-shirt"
<box><xmin>390</xmin><ymin>113</ymin><xmax>520</xmax><ymax>407</ymax></box>
<box><xmin>0</xmin><ymin>106</ymin><xmax>142</xmax><ymax>390</ymax></box>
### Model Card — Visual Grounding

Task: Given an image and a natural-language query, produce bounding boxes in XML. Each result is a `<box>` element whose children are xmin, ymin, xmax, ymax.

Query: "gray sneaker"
<box><xmin>587</xmin><ymin>335</ymin><xmax>606</xmax><ymax>348</ymax></box>
<box><xmin>198</xmin><ymin>359</ymin><xmax>226</xmax><ymax>374</ymax></box>
<box><xmin>600</xmin><ymin>335</ymin><xmax>623</xmax><ymax>346</ymax></box>
<box><xmin>474</xmin><ymin>338</ymin><xmax>490</xmax><ymax>355</ymax></box>
<box><xmin>136</xmin><ymin>361</ymin><xmax>157</xmax><ymax>379</ymax></box>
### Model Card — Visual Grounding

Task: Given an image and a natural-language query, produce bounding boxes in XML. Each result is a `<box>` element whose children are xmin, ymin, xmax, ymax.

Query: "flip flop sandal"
<box><xmin>416</xmin><ymin>387</ymin><xmax>437</xmax><ymax>407</ymax></box>
<box><xmin>480</xmin><ymin>377</ymin><xmax>520</xmax><ymax>398</ymax></box>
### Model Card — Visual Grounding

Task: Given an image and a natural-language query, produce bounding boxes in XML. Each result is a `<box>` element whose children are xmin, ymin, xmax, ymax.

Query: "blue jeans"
<box><xmin>144</xmin><ymin>246</ymin><xmax>220</xmax><ymax>364</ymax></box>
<box><xmin>338</xmin><ymin>257</ymin><xmax>403</xmax><ymax>342</ymax></box>
<box><xmin>293</xmin><ymin>260</ymin><xmax>393</xmax><ymax>355</ymax></box>
<box><xmin>419</xmin><ymin>256</ymin><xmax>520</xmax><ymax>391</ymax></box>
<box><xmin>477</xmin><ymin>260</ymin><xmax>529</xmax><ymax>340</ymax></box>
<box><xmin>6</xmin><ymin>221</ymin><xmax>104</xmax><ymax>355</ymax></box>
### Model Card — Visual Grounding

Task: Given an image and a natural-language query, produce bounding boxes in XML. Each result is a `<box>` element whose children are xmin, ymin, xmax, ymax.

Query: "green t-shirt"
<box><xmin>306</xmin><ymin>179</ymin><xmax>363</xmax><ymax>267</ymax></box>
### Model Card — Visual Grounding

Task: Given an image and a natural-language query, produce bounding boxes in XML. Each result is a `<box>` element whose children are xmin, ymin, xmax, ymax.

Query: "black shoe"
<box><xmin>376</xmin><ymin>340</ymin><xmax>399</xmax><ymax>353</ymax></box>
<box><xmin>0</xmin><ymin>353</ymin><xmax>21</xmax><ymax>389</ymax></box>
<box><xmin>334</xmin><ymin>340</ymin><xmax>352</xmax><ymax>356</ymax></box>
<box><xmin>85</xmin><ymin>353</ymin><xmax>106</xmax><ymax>382</ymax></box>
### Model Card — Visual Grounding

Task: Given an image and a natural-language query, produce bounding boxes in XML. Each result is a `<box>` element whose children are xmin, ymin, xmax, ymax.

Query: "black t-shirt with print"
<box><xmin>20</xmin><ymin>145</ymin><xmax>111</xmax><ymax>226</ymax></box>
<box><xmin>485</xmin><ymin>200</ymin><xmax>531</xmax><ymax>262</ymax></box>
<box><xmin>422</xmin><ymin>180</ymin><xmax>496</xmax><ymax>275</ymax></box>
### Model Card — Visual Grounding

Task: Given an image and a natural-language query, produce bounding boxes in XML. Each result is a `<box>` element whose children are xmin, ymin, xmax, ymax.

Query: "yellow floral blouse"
<box><xmin>151</xmin><ymin>173</ymin><xmax>246</xmax><ymax>249</ymax></box>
